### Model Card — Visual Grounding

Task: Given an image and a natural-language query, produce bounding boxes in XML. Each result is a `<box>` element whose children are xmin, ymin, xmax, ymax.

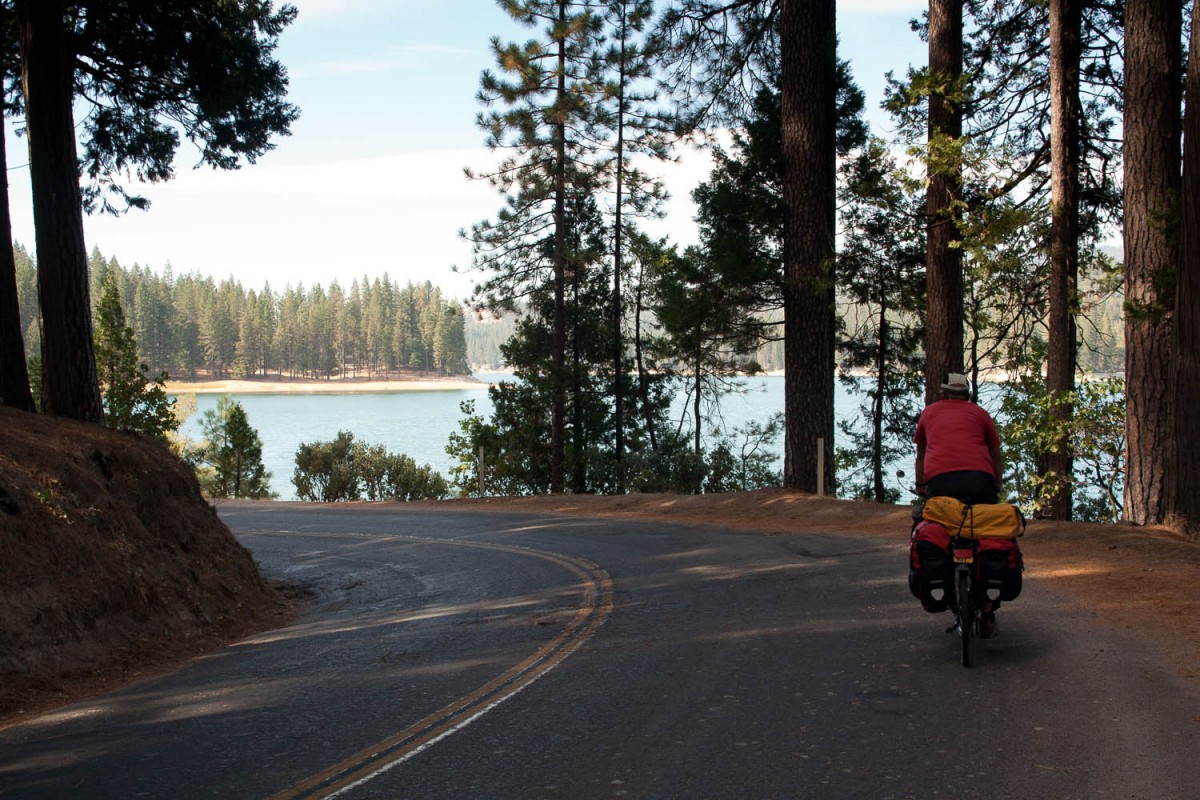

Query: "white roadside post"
<box><xmin>817</xmin><ymin>437</ymin><xmax>825</xmax><ymax>497</ymax></box>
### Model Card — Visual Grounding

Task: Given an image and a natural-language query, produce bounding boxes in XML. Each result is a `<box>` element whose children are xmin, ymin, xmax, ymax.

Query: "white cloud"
<box><xmin>6</xmin><ymin>137</ymin><xmax>713</xmax><ymax>303</ymax></box>
<box><xmin>67</xmin><ymin>150</ymin><xmax>501</xmax><ymax>298</ymax></box>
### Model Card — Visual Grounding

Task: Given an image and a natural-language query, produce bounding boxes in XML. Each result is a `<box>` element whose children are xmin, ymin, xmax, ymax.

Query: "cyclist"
<box><xmin>912</xmin><ymin>372</ymin><xmax>1004</xmax><ymax>637</ymax></box>
<box><xmin>913</xmin><ymin>372</ymin><xmax>1002</xmax><ymax>505</ymax></box>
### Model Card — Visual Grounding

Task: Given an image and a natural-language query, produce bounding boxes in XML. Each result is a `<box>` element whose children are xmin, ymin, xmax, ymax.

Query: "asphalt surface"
<box><xmin>2</xmin><ymin>501</ymin><xmax>1199</xmax><ymax>799</ymax></box>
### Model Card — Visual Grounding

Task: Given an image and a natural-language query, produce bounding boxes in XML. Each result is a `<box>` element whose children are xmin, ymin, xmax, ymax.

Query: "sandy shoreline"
<box><xmin>164</xmin><ymin>377</ymin><xmax>490</xmax><ymax>395</ymax></box>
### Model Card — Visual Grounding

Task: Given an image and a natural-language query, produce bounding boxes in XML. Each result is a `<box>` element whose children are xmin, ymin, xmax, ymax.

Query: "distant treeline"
<box><xmin>462</xmin><ymin>297</ymin><xmax>1126</xmax><ymax>376</ymax></box>
<box><xmin>464</xmin><ymin>313</ymin><xmax>518</xmax><ymax>370</ymax></box>
<box><xmin>672</xmin><ymin>295</ymin><xmax>1124</xmax><ymax>377</ymax></box>
<box><xmin>13</xmin><ymin>246</ymin><xmax>471</xmax><ymax>380</ymax></box>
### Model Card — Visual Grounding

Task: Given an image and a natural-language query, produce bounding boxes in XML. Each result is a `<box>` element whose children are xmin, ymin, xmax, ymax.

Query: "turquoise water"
<box><xmin>178</xmin><ymin>374</ymin><xmax>890</xmax><ymax>499</ymax></box>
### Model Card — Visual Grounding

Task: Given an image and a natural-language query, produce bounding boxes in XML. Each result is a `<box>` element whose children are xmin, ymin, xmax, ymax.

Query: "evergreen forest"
<box><xmin>12</xmin><ymin>245</ymin><xmax>471</xmax><ymax>380</ymax></box>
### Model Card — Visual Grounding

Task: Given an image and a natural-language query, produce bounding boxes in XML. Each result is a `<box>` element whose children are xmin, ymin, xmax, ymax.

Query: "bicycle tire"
<box><xmin>958</xmin><ymin>568</ymin><xmax>973</xmax><ymax>667</ymax></box>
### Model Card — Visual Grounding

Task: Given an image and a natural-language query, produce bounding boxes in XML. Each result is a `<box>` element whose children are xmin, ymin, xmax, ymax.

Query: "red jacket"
<box><xmin>913</xmin><ymin>398</ymin><xmax>1000</xmax><ymax>479</ymax></box>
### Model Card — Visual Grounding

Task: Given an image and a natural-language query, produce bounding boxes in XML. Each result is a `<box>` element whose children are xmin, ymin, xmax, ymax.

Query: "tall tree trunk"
<box><xmin>1044</xmin><ymin>0</ymin><xmax>1083</xmax><ymax>520</ymax></box>
<box><xmin>572</xmin><ymin>248</ymin><xmax>586</xmax><ymax>493</ymax></box>
<box><xmin>693</xmin><ymin>350</ymin><xmax>702</xmax><ymax>494</ymax></box>
<box><xmin>18</xmin><ymin>0</ymin><xmax>103</xmax><ymax>422</ymax></box>
<box><xmin>612</xmin><ymin>0</ymin><xmax>628</xmax><ymax>493</ymax></box>
<box><xmin>780</xmin><ymin>0</ymin><xmax>836</xmax><ymax>494</ymax></box>
<box><xmin>925</xmin><ymin>0</ymin><xmax>964</xmax><ymax>406</ymax></box>
<box><xmin>550</xmin><ymin>0</ymin><xmax>568</xmax><ymax>493</ymax></box>
<box><xmin>873</xmin><ymin>305</ymin><xmax>888</xmax><ymax>502</ymax></box>
<box><xmin>1123</xmin><ymin>0</ymin><xmax>1181</xmax><ymax>525</ymax></box>
<box><xmin>1170</xmin><ymin>0</ymin><xmax>1200</xmax><ymax>538</ymax></box>
<box><xmin>0</xmin><ymin>107</ymin><xmax>35</xmax><ymax>413</ymax></box>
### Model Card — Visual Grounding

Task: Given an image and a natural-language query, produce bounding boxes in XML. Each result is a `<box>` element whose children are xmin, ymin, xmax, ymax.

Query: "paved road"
<box><xmin>3</xmin><ymin>501</ymin><xmax>1199</xmax><ymax>799</ymax></box>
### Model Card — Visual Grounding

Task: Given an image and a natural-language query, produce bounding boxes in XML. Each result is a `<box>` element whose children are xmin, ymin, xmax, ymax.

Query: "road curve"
<box><xmin>2</xmin><ymin>501</ymin><xmax>1199</xmax><ymax>800</ymax></box>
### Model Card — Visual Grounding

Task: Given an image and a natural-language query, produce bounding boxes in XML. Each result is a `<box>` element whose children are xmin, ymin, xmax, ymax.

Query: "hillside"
<box><xmin>0</xmin><ymin>408</ymin><xmax>295</xmax><ymax>724</ymax></box>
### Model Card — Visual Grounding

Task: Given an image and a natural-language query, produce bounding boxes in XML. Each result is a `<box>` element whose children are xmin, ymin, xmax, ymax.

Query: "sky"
<box><xmin>5</xmin><ymin>0</ymin><xmax>928</xmax><ymax>302</ymax></box>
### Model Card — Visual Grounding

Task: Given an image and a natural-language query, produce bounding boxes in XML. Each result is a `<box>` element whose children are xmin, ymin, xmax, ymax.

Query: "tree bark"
<box><xmin>0</xmin><ymin>106</ymin><xmax>35</xmax><ymax>413</ymax></box>
<box><xmin>18</xmin><ymin>0</ymin><xmax>103</xmax><ymax>422</ymax></box>
<box><xmin>1123</xmin><ymin>0</ymin><xmax>1181</xmax><ymax>525</ymax></box>
<box><xmin>873</xmin><ymin>305</ymin><xmax>888</xmax><ymax>502</ymax></box>
<box><xmin>780</xmin><ymin>0</ymin><xmax>836</xmax><ymax>494</ymax></box>
<box><xmin>612</xmin><ymin>0</ymin><xmax>628</xmax><ymax>493</ymax></box>
<box><xmin>924</xmin><ymin>0</ymin><xmax>964</xmax><ymax>405</ymax></box>
<box><xmin>550</xmin><ymin>0</ymin><xmax>568</xmax><ymax>493</ymax></box>
<box><xmin>1170</xmin><ymin>0</ymin><xmax>1200</xmax><ymax>537</ymax></box>
<box><xmin>1044</xmin><ymin>0</ymin><xmax>1083</xmax><ymax>519</ymax></box>
<box><xmin>571</xmin><ymin>244</ymin><xmax>586</xmax><ymax>493</ymax></box>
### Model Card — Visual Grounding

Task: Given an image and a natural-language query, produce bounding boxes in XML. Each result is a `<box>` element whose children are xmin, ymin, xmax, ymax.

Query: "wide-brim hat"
<box><xmin>940</xmin><ymin>373</ymin><xmax>970</xmax><ymax>393</ymax></box>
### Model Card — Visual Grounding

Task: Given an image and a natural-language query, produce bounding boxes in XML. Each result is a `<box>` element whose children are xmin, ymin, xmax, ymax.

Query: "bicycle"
<box><xmin>903</xmin><ymin>474</ymin><xmax>1024</xmax><ymax>669</ymax></box>
<box><xmin>939</xmin><ymin>499</ymin><xmax>1023</xmax><ymax>668</ymax></box>
<box><xmin>949</xmin><ymin>521</ymin><xmax>980</xmax><ymax>667</ymax></box>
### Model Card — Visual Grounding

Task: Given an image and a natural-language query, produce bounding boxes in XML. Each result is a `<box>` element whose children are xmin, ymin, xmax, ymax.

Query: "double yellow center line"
<box><xmin>269</xmin><ymin>537</ymin><xmax>613</xmax><ymax>800</ymax></box>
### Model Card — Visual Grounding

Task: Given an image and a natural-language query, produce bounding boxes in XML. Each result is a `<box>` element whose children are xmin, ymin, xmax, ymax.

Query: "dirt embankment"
<box><xmin>0</xmin><ymin>407</ymin><xmax>296</xmax><ymax>725</ymax></box>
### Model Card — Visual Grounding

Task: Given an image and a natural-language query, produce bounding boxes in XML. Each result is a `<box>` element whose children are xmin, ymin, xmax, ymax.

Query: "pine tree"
<box><xmin>14</xmin><ymin>245</ymin><xmax>37</xmax><ymax>363</ymax></box>
<box><xmin>345</xmin><ymin>280</ymin><xmax>365</xmax><ymax>376</ymax></box>
<box><xmin>690</xmin><ymin>60</ymin><xmax>866</xmax><ymax>353</ymax></box>
<box><xmin>597</xmin><ymin>0</ymin><xmax>668</xmax><ymax>489</ymax></box>
<box><xmin>1043</xmin><ymin>0</ymin><xmax>1085</xmax><ymax>519</ymax></box>
<box><xmin>363</xmin><ymin>277</ymin><xmax>394</xmax><ymax>375</ymax></box>
<box><xmin>93</xmin><ymin>271</ymin><xmax>177</xmax><ymax>442</ymax></box>
<box><xmin>836</xmin><ymin>140</ymin><xmax>926</xmax><ymax>503</ymax></box>
<box><xmin>274</xmin><ymin>284</ymin><xmax>302</xmax><ymax>377</ymax></box>
<box><xmin>656</xmin><ymin>0</ymin><xmax>844</xmax><ymax>492</ymax></box>
<box><xmin>648</xmin><ymin>244</ymin><xmax>747</xmax><ymax>468</ymax></box>
<box><xmin>1171</xmin><ymin>0</ymin><xmax>1200</xmax><ymax>537</ymax></box>
<box><xmin>1123</xmin><ymin>0</ymin><xmax>1182</xmax><ymax>525</ymax></box>
<box><xmin>15</xmin><ymin>0</ymin><xmax>297</xmax><ymax>422</ymax></box>
<box><xmin>195</xmin><ymin>396</ymin><xmax>272</xmax><ymax>498</ymax></box>
<box><xmin>234</xmin><ymin>294</ymin><xmax>265</xmax><ymax>379</ymax></box>
<box><xmin>436</xmin><ymin>304</ymin><xmax>471</xmax><ymax>375</ymax></box>
<box><xmin>466</xmin><ymin>0</ymin><xmax>606</xmax><ymax>493</ymax></box>
<box><xmin>0</xmin><ymin>106</ymin><xmax>32</xmax><ymax>410</ymax></box>
<box><xmin>923</xmin><ymin>0</ymin><xmax>965</xmax><ymax>406</ymax></box>
<box><xmin>465</xmin><ymin>191</ymin><xmax>625</xmax><ymax>494</ymax></box>
<box><xmin>200</xmin><ymin>282</ymin><xmax>239</xmax><ymax>378</ymax></box>
<box><xmin>0</xmin><ymin>9</ymin><xmax>31</xmax><ymax>414</ymax></box>
<box><xmin>132</xmin><ymin>271</ymin><xmax>175</xmax><ymax>375</ymax></box>
<box><xmin>328</xmin><ymin>281</ymin><xmax>346</xmax><ymax>377</ymax></box>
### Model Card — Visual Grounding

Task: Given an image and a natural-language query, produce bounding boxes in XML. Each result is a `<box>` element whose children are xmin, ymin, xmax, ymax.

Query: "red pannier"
<box><xmin>975</xmin><ymin>537</ymin><xmax>1023</xmax><ymax>602</ymax></box>
<box><xmin>909</xmin><ymin>520</ymin><xmax>952</xmax><ymax>612</ymax></box>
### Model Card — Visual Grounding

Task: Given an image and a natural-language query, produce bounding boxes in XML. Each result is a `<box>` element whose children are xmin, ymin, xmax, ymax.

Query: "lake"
<box><xmin>178</xmin><ymin>373</ymin><xmax>893</xmax><ymax>500</ymax></box>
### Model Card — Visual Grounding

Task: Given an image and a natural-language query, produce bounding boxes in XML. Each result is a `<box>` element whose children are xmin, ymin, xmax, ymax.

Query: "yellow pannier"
<box><xmin>921</xmin><ymin>496</ymin><xmax>1025</xmax><ymax>539</ymax></box>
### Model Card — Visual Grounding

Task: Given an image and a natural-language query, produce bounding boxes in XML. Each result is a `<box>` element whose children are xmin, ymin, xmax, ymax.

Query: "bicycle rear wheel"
<box><xmin>958</xmin><ymin>569</ymin><xmax>974</xmax><ymax>667</ymax></box>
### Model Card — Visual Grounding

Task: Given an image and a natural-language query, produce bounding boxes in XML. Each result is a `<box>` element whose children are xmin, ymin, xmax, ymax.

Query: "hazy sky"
<box><xmin>6</xmin><ymin>0</ymin><xmax>927</xmax><ymax>301</ymax></box>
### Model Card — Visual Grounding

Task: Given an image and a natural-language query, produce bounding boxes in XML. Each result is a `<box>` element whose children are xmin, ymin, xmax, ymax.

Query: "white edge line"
<box><xmin>324</xmin><ymin>632</ymin><xmax>593</xmax><ymax>799</ymax></box>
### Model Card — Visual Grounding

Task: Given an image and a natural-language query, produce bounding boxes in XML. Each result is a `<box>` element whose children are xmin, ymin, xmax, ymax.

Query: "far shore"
<box><xmin>164</xmin><ymin>376</ymin><xmax>490</xmax><ymax>395</ymax></box>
